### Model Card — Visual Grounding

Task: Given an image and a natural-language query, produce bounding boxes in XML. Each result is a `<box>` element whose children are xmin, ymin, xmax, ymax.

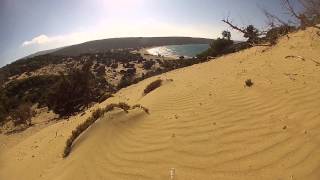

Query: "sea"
<box><xmin>147</xmin><ymin>44</ymin><xmax>209</xmax><ymax>59</ymax></box>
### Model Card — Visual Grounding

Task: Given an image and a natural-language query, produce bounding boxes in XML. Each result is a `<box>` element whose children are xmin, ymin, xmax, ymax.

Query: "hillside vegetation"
<box><xmin>0</xmin><ymin>45</ymin><xmax>211</xmax><ymax>129</ymax></box>
<box><xmin>1</xmin><ymin>27</ymin><xmax>319</xmax><ymax>180</ymax></box>
<box><xmin>51</xmin><ymin>37</ymin><xmax>212</xmax><ymax>56</ymax></box>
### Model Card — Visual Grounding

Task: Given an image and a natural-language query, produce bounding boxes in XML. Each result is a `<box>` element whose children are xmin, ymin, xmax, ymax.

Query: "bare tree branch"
<box><xmin>299</xmin><ymin>0</ymin><xmax>320</xmax><ymax>16</ymax></box>
<box><xmin>282</xmin><ymin>0</ymin><xmax>320</xmax><ymax>30</ymax></box>
<box><xmin>221</xmin><ymin>19</ymin><xmax>247</xmax><ymax>34</ymax></box>
<box><xmin>282</xmin><ymin>0</ymin><xmax>301</xmax><ymax>19</ymax></box>
<box><xmin>260</xmin><ymin>7</ymin><xmax>290</xmax><ymax>27</ymax></box>
<box><xmin>222</xmin><ymin>19</ymin><xmax>272</xmax><ymax>46</ymax></box>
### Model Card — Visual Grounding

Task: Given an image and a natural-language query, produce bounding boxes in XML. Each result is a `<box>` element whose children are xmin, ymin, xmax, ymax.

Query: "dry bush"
<box><xmin>132</xmin><ymin>104</ymin><xmax>150</xmax><ymax>114</ymax></box>
<box><xmin>10</xmin><ymin>103</ymin><xmax>35</xmax><ymax>126</ymax></box>
<box><xmin>117</xmin><ymin>102</ymin><xmax>130</xmax><ymax>113</ymax></box>
<box><xmin>63</xmin><ymin>102</ymin><xmax>149</xmax><ymax>158</ymax></box>
<box><xmin>144</xmin><ymin>79</ymin><xmax>162</xmax><ymax>95</ymax></box>
<box><xmin>245</xmin><ymin>79</ymin><xmax>254</xmax><ymax>87</ymax></box>
<box><xmin>104</xmin><ymin>103</ymin><xmax>117</xmax><ymax>112</ymax></box>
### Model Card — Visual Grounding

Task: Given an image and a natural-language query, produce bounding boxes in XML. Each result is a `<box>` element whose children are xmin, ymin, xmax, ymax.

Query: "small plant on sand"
<box><xmin>63</xmin><ymin>102</ymin><xmax>149</xmax><ymax>158</ymax></box>
<box><xmin>144</xmin><ymin>79</ymin><xmax>162</xmax><ymax>95</ymax></box>
<box><xmin>10</xmin><ymin>102</ymin><xmax>35</xmax><ymax>126</ymax></box>
<box><xmin>132</xmin><ymin>104</ymin><xmax>150</xmax><ymax>114</ymax></box>
<box><xmin>245</xmin><ymin>79</ymin><xmax>254</xmax><ymax>87</ymax></box>
<box><xmin>118</xmin><ymin>102</ymin><xmax>131</xmax><ymax>112</ymax></box>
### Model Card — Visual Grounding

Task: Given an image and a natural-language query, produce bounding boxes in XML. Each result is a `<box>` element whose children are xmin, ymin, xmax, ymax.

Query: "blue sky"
<box><xmin>0</xmin><ymin>0</ymin><xmax>297</xmax><ymax>66</ymax></box>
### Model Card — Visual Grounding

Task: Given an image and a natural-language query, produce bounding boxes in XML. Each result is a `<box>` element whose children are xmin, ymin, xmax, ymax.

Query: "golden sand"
<box><xmin>1</xmin><ymin>28</ymin><xmax>320</xmax><ymax>180</ymax></box>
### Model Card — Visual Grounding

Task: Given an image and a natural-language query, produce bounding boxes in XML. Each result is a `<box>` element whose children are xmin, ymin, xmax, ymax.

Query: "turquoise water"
<box><xmin>147</xmin><ymin>44</ymin><xmax>209</xmax><ymax>58</ymax></box>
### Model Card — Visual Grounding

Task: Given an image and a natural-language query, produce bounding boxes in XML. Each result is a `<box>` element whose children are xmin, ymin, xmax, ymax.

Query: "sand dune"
<box><xmin>1</xmin><ymin>28</ymin><xmax>320</xmax><ymax>180</ymax></box>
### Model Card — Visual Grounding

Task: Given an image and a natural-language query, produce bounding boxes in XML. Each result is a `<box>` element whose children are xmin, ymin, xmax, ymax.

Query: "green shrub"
<box><xmin>117</xmin><ymin>75</ymin><xmax>133</xmax><ymax>89</ymax></box>
<box><xmin>197</xmin><ymin>31</ymin><xmax>234</xmax><ymax>59</ymax></box>
<box><xmin>47</xmin><ymin>69</ymin><xmax>94</xmax><ymax>117</ymax></box>
<box><xmin>0</xmin><ymin>75</ymin><xmax>60</xmax><ymax>124</ymax></box>
<box><xmin>0</xmin><ymin>54</ymin><xmax>64</xmax><ymax>78</ymax></box>
<box><xmin>47</xmin><ymin>63</ymin><xmax>106</xmax><ymax>117</ymax></box>
<box><xmin>209</xmin><ymin>38</ymin><xmax>234</xmax><ymax>55</ymax></box>
<box><xmin>243</xmin><ymin>25</ymin><xmax>260</xmax><ymax>44</ymax></box>
<box><xmin>222</xmin><ymin>30</ymin><xmax>231</xmax><ymax>40</ymax></box>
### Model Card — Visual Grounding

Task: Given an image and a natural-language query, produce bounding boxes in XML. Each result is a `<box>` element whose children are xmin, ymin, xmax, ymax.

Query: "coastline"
<box><xmin>138</xmin><ymin>48</ymin><xmax>177</xmax><ymax>61</ymax></box>
<box><xmin>139</xmin><ymin>43</ymin><xmax>210</xmax><ymax>61</ymax></box>
<box><xmin>1</xmin><ymin>27</ymin><xmax>320</xmax><ymax>180</ymax></box>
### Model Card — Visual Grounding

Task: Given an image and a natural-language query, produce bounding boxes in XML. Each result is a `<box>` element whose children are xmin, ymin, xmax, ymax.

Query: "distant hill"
<box><xmin>23</xmin><ymin>47</ymin><xmax>64</xmax><ymax>59</ymax></box>
<box><xmin>0</xmin><ymin>37</ymin><xmax>212</xmax><ymax>83</ymax></box>
<box><xmin>51</xmin><ymin>37</ymin><xmax>212</xmax><ymax>56</ymax></box>
<box><xmin>2</xmin><ymin>28</ymin><xmax>320</xmax><ymax>180</ymax></box>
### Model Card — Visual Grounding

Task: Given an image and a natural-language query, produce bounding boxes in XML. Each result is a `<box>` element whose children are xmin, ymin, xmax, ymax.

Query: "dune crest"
<box><xmin>1</xmin><ymin>28</ymin><xmax>320</xmax><ymax>180</ymax></box>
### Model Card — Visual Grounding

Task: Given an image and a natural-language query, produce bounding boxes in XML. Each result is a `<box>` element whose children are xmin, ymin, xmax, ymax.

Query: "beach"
<box><xmin>1</xmin><ymin>27</ymin><xmax>320</xmax><ymax>180</ymax></box>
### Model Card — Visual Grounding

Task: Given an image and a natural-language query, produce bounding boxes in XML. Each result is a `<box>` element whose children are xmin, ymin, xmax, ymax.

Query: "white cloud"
<box><xmin>22</xmin><ymin>34</ymin><xmax>63</xmax><ymax>46</ymax></box>
<box><xmin>21</xmin><ymin>19</ymin><xmax>241</xmax><ymax>54</ymax></box>
<box><xmin>23</xmin><ymin>22</ymin><xmax>217</xmax><ymax>45</ymax></box>
<box><xmin>21</xmin><ymin>32</ymin><xmax>91</xmax><ymax>48</ymax></box>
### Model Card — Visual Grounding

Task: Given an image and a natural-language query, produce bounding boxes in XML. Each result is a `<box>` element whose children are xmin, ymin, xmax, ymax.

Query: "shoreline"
<box><xmin>1</xmin><ymin>27</ymin><xmax>320</xmax><ymax>180</ymax></box>
<box><xmin>138</xmin><ymin>48</ymin><xmax>177</xmax><ymax>61</ymax></box>
<box><xmin>139</xmin><ymin>43</ymin><xmax>210</xmax><ymax>61</ymax></box>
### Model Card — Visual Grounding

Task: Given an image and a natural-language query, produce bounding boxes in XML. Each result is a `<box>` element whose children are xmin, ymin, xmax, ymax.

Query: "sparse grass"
<box><xmin>63</xmin><ymin>102</ymin><xmax>149</xmax><ymax>158</ymax></box>
<box><xmin>132</xmin><ymin>104</ymin><xmax>150</xmax><ymax>114</ymax></box>
<box><xmin>117</xmin><ymin>102</ymin><xmax>131</xmax><ymax>113</ymax></box>
<box><xmin>245</xmin><ymin>79</ymin><xmax>254</xmax><ymax>87</ymax></box>
<box><xmin>144</xmin><ymin>79</ymin><xmax>162</xmax><ymax>95</ymax></box>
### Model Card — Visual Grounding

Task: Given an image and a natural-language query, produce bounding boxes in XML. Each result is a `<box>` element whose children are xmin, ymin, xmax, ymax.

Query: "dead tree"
<box><xmin>299</xmin><ymin>0</ymin><xmax>320</xmax><ymax>16</ymax></box>
<box><xmin>222</xmin><ymin>19</ymin><xmax>269</xmax><ymax>46</ymax></box>
<box><xmin>282</xmin><ymin>0</ymin><xmax>320</xmax><ymax>29</ymax></box>
<box><xmin>222</xmin><ymin>0</ymin><xmax>320</xmax><ymax>46</ymax></box>
<box><xmin>260</xmin><ymin>7</ymin><xmax>290</xmax><ymax>27</ymax></box>
<box><xmin>222</xmin><ymin>19</ymin><xmax>247</xmax><ymax>34</ymax></box>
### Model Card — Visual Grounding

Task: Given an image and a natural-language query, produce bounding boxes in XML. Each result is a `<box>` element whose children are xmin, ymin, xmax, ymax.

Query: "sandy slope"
<box><xmin>1</xmin><ymin>28</ymin><xmax>320</xmax><ymax>180</ymax></box>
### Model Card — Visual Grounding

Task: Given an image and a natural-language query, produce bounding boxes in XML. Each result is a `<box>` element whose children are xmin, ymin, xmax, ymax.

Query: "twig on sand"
<box><xmin>285</xmin><ymin>55</ymin><xmax>320</xmax><ymax>66</ymax></box>
<box><xmin>285</xmin><ymin>55</ymin><xmax>305</xmax><ymax>61</ymax></box>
